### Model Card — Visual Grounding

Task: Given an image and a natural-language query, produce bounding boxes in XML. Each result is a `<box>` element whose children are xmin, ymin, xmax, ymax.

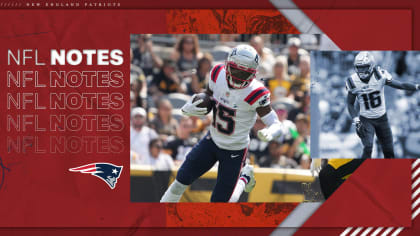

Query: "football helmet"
<box><xmin>354</xmin><ymin>51</ymin><xmax>375</xmax><ymax>81</ymax></box>
<box><xmin>225</xmin><ymin>45</ymin><xmax>259</xmax><ymax>89</ymax></box>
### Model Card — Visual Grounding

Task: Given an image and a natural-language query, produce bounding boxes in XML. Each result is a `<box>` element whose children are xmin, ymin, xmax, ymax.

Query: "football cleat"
<box><xmin>225</xmin><ymin>45</ymin><xmax>259</xmax><ymax>89</ymax></box>
<box><xmin>354</xmin><ymin>51</ymin><xmax>375</xmax><ymax>81</ymax></box>
<box><xmin>240</xmin><ymin>164</ymin><xmax>256</xmax><ymax>193</ymax></box>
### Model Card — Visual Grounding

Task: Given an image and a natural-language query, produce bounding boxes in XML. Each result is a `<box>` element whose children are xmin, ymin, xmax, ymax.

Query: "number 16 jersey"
<box><xmin>208</xmin><ymin>64</ymin><xmax>271</xmax><ymax>151</ymax></box>
<box><xmin>345</xmin><ymin>69</ymin><xmax>392</xmax><ymax>119</ymax></box>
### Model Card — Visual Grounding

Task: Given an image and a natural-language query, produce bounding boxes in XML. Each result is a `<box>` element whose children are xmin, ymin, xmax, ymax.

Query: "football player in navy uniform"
<box><xmin>346</xmin><ymin>51</ymin><xmax>420</xmax><ymax>158</ymax></box>
<box><xmin>160</xmin><ymin>45</ymin><xmax>286</xmax><ymax>202</ymax></box>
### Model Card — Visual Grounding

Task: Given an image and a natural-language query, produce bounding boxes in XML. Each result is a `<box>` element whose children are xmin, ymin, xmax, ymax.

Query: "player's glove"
<box><xmin>353</xmin><ymin>117</ymin><xmax>366</xmax><ymax>138</ymax></box>
<box><xmin>181</xmin><ymin>94</ymin><xmax>208</xmax><ymax>117</ymax></box>
<box><xmin>416</xmin><ymin>84</ymin><xmax>420</xmax><ymax>90</ymax></box>
<box><xmin>257</xmin><ymin>128</ymin><xmax>274</xmax><ymax>142</ymax></box>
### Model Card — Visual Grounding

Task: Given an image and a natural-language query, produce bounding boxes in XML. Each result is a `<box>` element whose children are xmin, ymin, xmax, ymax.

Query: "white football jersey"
<box><xmin>345</xmin><ymin>69</ymin><xmax>392</xmax><ymax>119</ymax></box>
<box><xmin>208</xmin><ymin>64</ymin><xmax>271</xmax><ymax>150</ymax></box>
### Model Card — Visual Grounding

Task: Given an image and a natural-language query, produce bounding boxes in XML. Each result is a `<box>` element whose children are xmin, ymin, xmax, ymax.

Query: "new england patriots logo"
<box><xmin>69</xmin><ymin>163</ymin><xmax>123</xmax><ymax>189</ymax></box>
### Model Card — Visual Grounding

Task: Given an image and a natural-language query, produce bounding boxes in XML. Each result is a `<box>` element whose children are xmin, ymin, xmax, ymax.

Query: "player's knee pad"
<box><xmin>169</xmin><ymin>179</ymin><xmax>188</xmax><ymax>195</ymax></box>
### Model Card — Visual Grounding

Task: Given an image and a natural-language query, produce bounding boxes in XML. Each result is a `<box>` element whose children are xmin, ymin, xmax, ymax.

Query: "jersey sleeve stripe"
<box><xmin>249</xmin><ymin>90</ymin><xmax>270</xmax><ymax>105</ymax></box>
<box><xmin>245</xmin><ymin>87</ymin><xmax>265</xmax><ymax>101</ymax></box>
<box><xmin>245</xmin><ymin>87</ymin><xmax>270</xmax><ymax>105</ymax></box>
<box><xmin>211</xmin><ymin>64</ymin><xmax>224</xmax><ymax>82</ymax></box>
<box><xmin>346</xmin><ymin>77</ymin><xmax>356</xmax><ymax>89</ymax></box>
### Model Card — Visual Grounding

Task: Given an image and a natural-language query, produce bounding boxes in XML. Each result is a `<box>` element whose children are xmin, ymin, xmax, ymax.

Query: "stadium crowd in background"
<box><xmin>130</xmin><ymin>34</ymin><xmax>318</xmax><ymax>170</ymax></box>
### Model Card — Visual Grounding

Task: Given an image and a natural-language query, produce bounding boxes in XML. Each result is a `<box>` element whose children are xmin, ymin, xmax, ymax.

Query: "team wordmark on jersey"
<box><xmin>69</xmin><ymin>163</ymin><xmax>123</xmax><ymax>189</ymax></box>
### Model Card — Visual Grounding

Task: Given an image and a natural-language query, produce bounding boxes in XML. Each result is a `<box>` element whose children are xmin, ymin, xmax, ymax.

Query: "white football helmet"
<box><xmin>354</xmin><ymin>51</ymin><xmax>375</xmax><ymax>81</ymax></box>
<box><xmin>225</xmin><ymin>45</ymin><xmax>259</xmax><ymax>89</ymax></box>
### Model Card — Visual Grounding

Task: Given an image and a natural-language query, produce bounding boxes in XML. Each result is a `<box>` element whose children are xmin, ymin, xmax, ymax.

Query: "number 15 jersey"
<box><xmin>208</xmin><ymin>64</ymin><xmax>271</xmax><ymax>151</ymax></box>
<box><xmin>345</xmin><ymin>69</ymin><xmax>392</xmax><ymax>119</ymax></box>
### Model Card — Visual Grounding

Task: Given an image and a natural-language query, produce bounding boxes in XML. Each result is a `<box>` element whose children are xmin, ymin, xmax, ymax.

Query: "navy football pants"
<box><xmin>176</xmin><ymin>133</ymin><xmax>247</xmax><ymax>202</ymax></box>
<box><xmin>360</xmin><ymin>114</ymin><xmax>394</xmax><ymax>158</ymax></box>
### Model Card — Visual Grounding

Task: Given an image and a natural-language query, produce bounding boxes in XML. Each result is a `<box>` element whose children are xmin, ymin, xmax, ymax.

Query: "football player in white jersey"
<box><xmin>346</xmin><ymin>51</ymin><xmax>420</xmax><ymax>158</ymax></box>
<box><xmin>160</xmin><ymin>45</ymin><xmax>285</xmax><ymax>202</ymax></box>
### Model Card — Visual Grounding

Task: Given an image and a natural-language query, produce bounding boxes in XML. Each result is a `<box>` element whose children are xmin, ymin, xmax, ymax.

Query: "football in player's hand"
<box><xmin>192</xmin><ymin>93</ymin><xmax>213</xmax><ymax>114</ymax></box>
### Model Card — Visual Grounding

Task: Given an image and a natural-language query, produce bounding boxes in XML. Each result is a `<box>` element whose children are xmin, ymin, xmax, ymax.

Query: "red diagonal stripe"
<box><xmin>69</xmin><ymin>164</ymin><xmax>96</xmax><ymax>171</ymax></box>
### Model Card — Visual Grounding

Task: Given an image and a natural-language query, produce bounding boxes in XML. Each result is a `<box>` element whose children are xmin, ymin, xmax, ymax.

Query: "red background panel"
<box><xmin>303</xmin><ymin>9</ymin><xmax>412</xmax><ymax>50</ymax></box>
<box><xmin>303</xmin><ymin>160</ymin><xmax>412</xmax><ymax>227</ymax></box>
<box><xmin>0</xmin><ymin>228</ymin><xmax>276</xmax><ymax>236</ymax></box>
<box><xmin>0</xmin><ymin>10</ymin><xmax>167</xmax><ymax>228</ymax></box>
<box><xmin>0</xmin><ymin>3</ymin><xmax>416</xmax><ymax>233</ymax></box>
<box><xmin>9</xmin><ymin>0</ymin><xmax>275</xmax><ymax>9</ymax></box>
<box><xmin>0</xmin><ymin>9</ymin><xmax>298</xmax><ymax>228</ymax></box>
<box><xmin>294</xmin><ymin>0</ymin><xmax>419</xmax><ymax>49</ymax></box>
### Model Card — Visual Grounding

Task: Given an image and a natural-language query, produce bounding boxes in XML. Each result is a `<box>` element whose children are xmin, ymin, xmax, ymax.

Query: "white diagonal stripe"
<box><xmin>413</xmin><ymin>206</ymin><xmax>420</xmax><ymax>219</ymax></box>
<box><xmin>412</xmin><ymin>197</ymin><xmax>420</xmax><ymax>209</ymax></box>
<box><xmin>412</xmin><ymin>187</ymin><xmax>420</xmax><ymax>199</ymax></box>
<box><xmin>371</xmin><ymin>227</ymin><xmax>384</xmax><ymax>236</ymax></box>
<box><xmin>270</xmin><ymin>0</ymin><xmax>321</xmax><ymax>34</ymax></box>
<box><xmin>360</xmin><ymin>227</ymin><xmax>374</xmax><ymax>236</ymax></box>
<box><xmin>270</xmin><ymin>0</ymin><xmax>341</xmax><ymax>50</ymax></box>
<box><xmin>412</xmin><ymin>167</ymin><xmax>420</xmax><ymax>180</ymax></box>
<box><xmin>271</xmin><ymin>202</ymin><xmax>322</xmax><ymax>236</ymax></box>
<box><xmin>350</xmin><ymin>227</ymin><xmax>364</xmax><ymax>236</ymax></box>
<box><xmin>412</xmin><ymin>159</ymin><xmax>420</xmax><ymax>170</ymax></box>
<box><xmin>381</xmin><ymin>227</ymin><xmax>393</xmax><ymax>236</ymax></box>
<box><xmin>390</xmin><ymin>227</ymin><xmax>404</xmax><ymax>236</ymax></box>
<box><xmin>412</xmin><ymin>177</ymin><xmax>420</xmax><ymax>190</ymax></box>
<box><xmin>340</xmin><ymin>227</ymin><xmax>353</xmax><ymax>236</ymax></box>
